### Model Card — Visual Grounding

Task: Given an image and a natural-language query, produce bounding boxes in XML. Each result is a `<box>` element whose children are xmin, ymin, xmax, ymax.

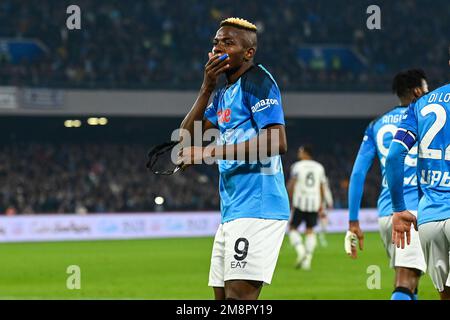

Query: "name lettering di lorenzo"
<box><xmin>428</xmin><ymin>93</ymin><xmax>450</xmax><ymax>103</ymax></box>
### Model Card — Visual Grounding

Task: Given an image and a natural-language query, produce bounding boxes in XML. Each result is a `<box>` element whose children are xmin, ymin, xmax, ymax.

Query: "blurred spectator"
<box><xmin>0</xmin><ymin>139</ymin><xmax>379</xmax><ymax>214</ymax></box>
<box><xmin>0</xmin><ymin>0</ymin><xmax>448</xmax><ymax>91</ymax></box>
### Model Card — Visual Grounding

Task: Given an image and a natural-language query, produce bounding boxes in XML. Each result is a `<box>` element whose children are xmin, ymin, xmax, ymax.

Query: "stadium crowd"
<box><xmin>0</xmin><ymin>143</ymin><xmax>221</xmax><ymax>215</ymax></box>
<box><xmin>0</xmin><ymin>0</ymin><xmax>448</xmax><ymax>90</ymax></box>
<box><xmin>0</xmin><ymin>140</ymin><xmax>380</xmax><ymax>215</ymax></box>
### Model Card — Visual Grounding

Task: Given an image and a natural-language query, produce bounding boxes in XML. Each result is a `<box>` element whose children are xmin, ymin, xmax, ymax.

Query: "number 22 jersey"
<box><xmin>395</xmin><ymin>84</ymin><xmax>450</xmax><ymax>224</ymax></box>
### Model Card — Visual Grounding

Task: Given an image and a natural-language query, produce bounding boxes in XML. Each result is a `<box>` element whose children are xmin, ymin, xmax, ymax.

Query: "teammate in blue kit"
<box><xmin>345</xmin><ymin>69</ymin><xmax>428</xmax><ymax>300</ymax></box>
<box><xmin>386</xmin><ymin>54</ymin><xmax>450</xmax><ymax>300</ymax></box>
<box><xmin>177</xmin><ymin>18</ymin><xmax>289</xmax><ymax>300</ymax></box>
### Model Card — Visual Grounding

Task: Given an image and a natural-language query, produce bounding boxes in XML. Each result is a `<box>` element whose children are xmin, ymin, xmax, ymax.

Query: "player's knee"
<box><xmin>213</xmin><ymin>287</ymin><xmax>225</xmax><ymax>300</ymax></box>
<box><xmin>224</xmin><ymin>281</ymin><xmax>262</xmax><ymax>300</ymax></box>
<box><xmin>395</xmin><ymin>267</ymin><xmax>421</xmax><ymax>291</ymax></box>
<box><xmin>439</xmin><ymin>287</ymin><xmax>450</xmax><ymax>300</ymax></box>
<box><xmin>225</xmin><ymin>287</ymin><xmax>258</xmax><ymax>300</ymax></box>
<box><xmin>224</xmin><ymin>289</ymin><xmax>247</xmax><ymax>300</ymax></box>
<box><xmin>225</xmin><ymin>292</ymin><xmax>257</xmax><ymax>300</ymax></box>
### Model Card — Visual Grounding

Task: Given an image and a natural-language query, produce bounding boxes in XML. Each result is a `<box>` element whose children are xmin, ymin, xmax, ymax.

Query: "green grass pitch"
<box><xmin>0</xmin><ymin>232</ymin><xmax>438</xmax><ymax>299</ymax></box>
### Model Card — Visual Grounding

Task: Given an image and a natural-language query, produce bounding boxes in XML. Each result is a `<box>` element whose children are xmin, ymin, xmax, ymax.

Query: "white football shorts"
<box><xmin>208</xmin><ymin>218</ymin><xmax>288</xmax><ymax>287</ymax></box>
<box><xmin>378</xmin><ymin>211</ymin><xmax>426</xmax><ymax>273</ymax></box>
<box><xmin>418</xmin><ymin>219</ymin><xmax>450</xmax><ymax>292</ymax></box>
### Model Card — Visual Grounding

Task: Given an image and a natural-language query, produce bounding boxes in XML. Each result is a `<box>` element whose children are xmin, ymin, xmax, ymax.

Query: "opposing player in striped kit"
<box><xmin>287</xmin><ymin>145</ymin><xmax>328</xmax><ymax>270</ymax></box>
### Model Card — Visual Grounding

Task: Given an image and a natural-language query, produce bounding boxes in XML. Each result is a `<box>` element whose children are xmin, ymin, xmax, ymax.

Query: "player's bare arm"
<box><xmin>178</xmin><ymin>124</ymin><xmax>287</xmax><ymax>165</ymax></box>
<box><xmin>212</xmin><ymin>123</ymin><xmax>287</xmax><ymax>158</ymax></box>
<box><xmin>319</xmin><ymin>183</ymin><xmax>326</xmax><ymax>215</ymax></box>
<box><xmin>179</xmin><ymin>53</ymin><xmax>230</xmax><ymax>141</ymax></box>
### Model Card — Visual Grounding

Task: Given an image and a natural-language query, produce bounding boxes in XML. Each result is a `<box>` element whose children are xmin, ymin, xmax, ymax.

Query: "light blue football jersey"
<box><xmin>396</xmin><ymin>84</ymin><xmax>450</xmax><ymax>225</ymax></box>
<box><xmin>354</xmin><ymin>107</ymin><xmax>419</xmax><ymax>218</ymax></box>
<box><xmin>204</xmin><ymin>64</ymin><xmax>290</xmax><ymax>223</ymax></box>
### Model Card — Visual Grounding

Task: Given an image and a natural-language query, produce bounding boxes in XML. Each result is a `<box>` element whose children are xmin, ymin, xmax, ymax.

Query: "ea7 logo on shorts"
<box><xmin>231</xmin><ymin>261</ymin><xmax>247</xmax><ymax>269</ymax></box>
<box><xmin>251</xmin><ymin>99</ymin><xmax>279</xmax><ymax>113</ymax></box>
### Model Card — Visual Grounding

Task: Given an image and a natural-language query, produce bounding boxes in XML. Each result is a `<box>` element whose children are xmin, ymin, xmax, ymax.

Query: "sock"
<box><xmin>391</xmin><ymin>287</ymin><xmax>414</xmax><ymax>300</ymax></box>
<box><xmin>305</xmin><ymin>233</ymin><xmax>317</xmax><ymax>256</ymax></box>
<box><xmin>302</xmin><ymin>233</ymin><xmax>317</xmax><ymax>269</ymax></box>
<box><xmin>320</xmin><ymin>218</ymin><xmax>328</xmax><ymax>233</ymax></box>
<box><xmin>318</xmin><ymin>219</ymin><xmax>328</xmax><ymax>246</ymax></box>
<box><xmin>289</xmin><ymin>230</ymin><xmax>305</xmax><ymax>261</ymax></box>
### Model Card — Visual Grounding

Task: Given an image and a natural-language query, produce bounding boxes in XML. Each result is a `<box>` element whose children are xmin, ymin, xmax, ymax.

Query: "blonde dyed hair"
<box><xmin>220</xmin><ymin>17</ymin><xmax>257</xmax><ymax>32</ymax></box>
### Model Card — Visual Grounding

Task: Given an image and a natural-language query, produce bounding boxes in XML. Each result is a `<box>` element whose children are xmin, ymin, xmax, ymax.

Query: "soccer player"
<box><xmin>177</xmin><ymin>18</ymin><xmax>289</xmax><ymax>300</ymax></box>
<box><xmin>287</xmin><ymin>145</ymin><xmax>328</xmax><ymax>270</ymax></box>
<box><xmin>345</xmin><ymin>69</ymin><xmax>428</xmax><ymax>300</ymax></box>
<box><xmin>386</xmin><ymin>58</ymin><xmax>450</xmax><ymax>300</ymax></box>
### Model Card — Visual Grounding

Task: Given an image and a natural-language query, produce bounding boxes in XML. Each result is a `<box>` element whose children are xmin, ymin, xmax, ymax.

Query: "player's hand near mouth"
<box><xmin>202</xmin><ymin>53</ymin><xmax>230</xmax><ymax>94</ymax></box>
<box><xmin>177</xmin><ymin>53</ymin><xmax>229</xmax><ymax>170</ymax></box>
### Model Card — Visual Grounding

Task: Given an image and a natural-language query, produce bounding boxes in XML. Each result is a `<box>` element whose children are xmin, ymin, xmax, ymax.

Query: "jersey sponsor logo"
<box><xmin>251</xmin><ymin>98</ymin><xmax>279</xmax><ymax>113</ymax></box>
<box><xmin>420</xmin><ymin>169</ymin><xmax>450</xmax><ymax>187</ymax></box>
<box><xmin>217</xmin><ymin>108</ymin><xmax>232</xmax><ymax>124</ymax></box>
<box><xmin>382</xmin><ymin>174</ymin><xmax>417</xmax><ymax>187</ymax></box>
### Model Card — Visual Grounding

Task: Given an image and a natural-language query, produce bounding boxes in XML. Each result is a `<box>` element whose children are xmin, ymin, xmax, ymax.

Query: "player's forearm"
<box><xmin>211</xmin><ymin>126</ymin><xmax>287</xmax><ymax>160</ymax></box>
<box><xmin>348</xmin><ymin>153</ymin><xmax>373</xmax><ymax>221</ymax></box>
<box><xmin>320</xmin><ymin>184</ymin><xmax>325</xmax><ymax>208</ymax></box>
<box><xmin>179</xmin><ymin>88</ymin><xmax>213</xmax><ymax>138</ymax></box>
<box><xmin>325</xmin><ymin>190</ymin><xmax>334</xmax><ymax>208</ymax></box>
<box><xmin>386</xmin><ymin>142</ymin><xmax>409</xmax><ymax>212</ymax></box>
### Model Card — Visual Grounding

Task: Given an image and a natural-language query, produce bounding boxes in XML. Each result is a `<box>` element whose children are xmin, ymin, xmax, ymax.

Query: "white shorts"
<box><xmin>208</xmin><ymin>218</ymin><xmax>288</xmax><ymax>287</ymax></box>
<box><xmin>418</xmin><ymin>220</ymin><xmax>450</xmax><ymax>292</ymax></box>
<box><xmin>378</xmin><ymin>211</ymin><xmax>427</xmax><ymax>273</ymax></box>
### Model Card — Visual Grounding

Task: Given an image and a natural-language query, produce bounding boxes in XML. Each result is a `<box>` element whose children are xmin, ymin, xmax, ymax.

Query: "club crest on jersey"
<box><xmin>251</xmin><ymin>99</ymin><xmax>279</xmax><ymax>113</ymax></box>
<box><xmin>217</xmin><ymin>108</ymin><xmax>231</xmax><ymax>124</ymax></box>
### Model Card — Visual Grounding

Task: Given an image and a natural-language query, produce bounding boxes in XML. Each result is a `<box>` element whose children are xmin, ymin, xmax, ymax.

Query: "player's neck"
<box><xmin>399</xmin><ymin>97</ymin><xmax>413</xmax><ymax>106</ymax></box>
<box><xmin>226</xmin><ymin>62</ymin><xmax>254</xmax><ymax>85</ymax></box>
